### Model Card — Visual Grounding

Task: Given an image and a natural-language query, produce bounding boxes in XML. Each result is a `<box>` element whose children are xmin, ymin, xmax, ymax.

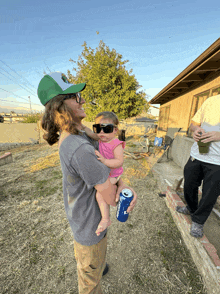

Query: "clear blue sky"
<box><xmin>0</xmin><ymin>0</ymin><xmax>219</xmax><ymax>114</ymax></box>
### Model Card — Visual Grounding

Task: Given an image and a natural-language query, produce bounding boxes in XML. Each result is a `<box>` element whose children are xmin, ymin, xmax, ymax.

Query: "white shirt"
<box><xmin>190</xmin><ymin>94</ymin><xmax>220</xmax><ymax>165</ymax></box>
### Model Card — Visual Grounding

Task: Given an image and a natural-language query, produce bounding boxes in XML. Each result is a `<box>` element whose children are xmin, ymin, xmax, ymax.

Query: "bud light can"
<box><xmin>116</xmin><ymin>188</ymin><xmax>134</xmax><ymax>222</ymax></box>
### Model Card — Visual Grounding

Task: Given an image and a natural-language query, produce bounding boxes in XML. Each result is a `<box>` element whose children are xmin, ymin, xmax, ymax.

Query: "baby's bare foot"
<box><xmin>95</xmin><ymin>219</ymin><xmax>111</xmax><ymax>236</ymax></box>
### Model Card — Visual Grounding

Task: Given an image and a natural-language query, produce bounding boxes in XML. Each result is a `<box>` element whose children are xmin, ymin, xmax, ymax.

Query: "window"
<box><xmin>158</xmin><ymin>105</ymin><xmax>170</xmax><ymax>131</ymax></box>
<box><xmin>192</xmin><ymin>91</ymin><xmax>209</xmax><ymax>117</ymax></box>
<box><xmin>187</xmin><ymin>85</ymin><xmax>220</xmax><ymax>137</ymax></box>
<box><xmin>187</xmin><ymin>90</ymin><xmax>210</xmax><ymax>137</ymax></box>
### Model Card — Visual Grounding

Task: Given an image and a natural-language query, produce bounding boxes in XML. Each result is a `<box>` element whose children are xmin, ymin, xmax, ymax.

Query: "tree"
<box><xmin>67</xmin><ymin>40</ymin><xmax>149</xmax><ymax>121</ymax></box>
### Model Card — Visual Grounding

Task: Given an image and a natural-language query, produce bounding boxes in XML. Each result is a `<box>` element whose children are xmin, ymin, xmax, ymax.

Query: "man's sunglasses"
<box><xmin>93</xmin><ymin>124</ymin><xmax>117</xmax><ymax>134</ymax></box>
<box><xmin>63</xmin><ymin>92</ymin><xmax>82</xmax><ymax>103</ymax></box>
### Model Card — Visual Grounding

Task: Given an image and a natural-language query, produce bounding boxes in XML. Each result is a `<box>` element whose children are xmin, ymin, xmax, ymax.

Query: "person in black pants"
<box><xmin>176</xmin><ymin>94</ymin><xmax>220</xmax><ymax>238</ymax></box>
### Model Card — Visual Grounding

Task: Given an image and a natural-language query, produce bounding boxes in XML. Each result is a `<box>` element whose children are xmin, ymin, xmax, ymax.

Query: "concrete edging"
<box><xmin>0</xmin><ymin>142</ymin><xmax>38</xmax><ymax>151</ymax></box>
<box><xmin>0</xmin><ymin>152</ymin><xmax>13</xmax><ymax>166</ymax></box>
<box><xmin>165</xmin><ymin>186</ymin><xmax>220</xmax><ymax>294</ymax></box>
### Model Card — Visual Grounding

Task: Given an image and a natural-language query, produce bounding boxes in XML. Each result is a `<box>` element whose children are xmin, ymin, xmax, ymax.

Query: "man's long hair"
<box><xmin>41</xmin><ymin>95</ymin><xmax>79</xmax><ymax>145</ymax></box>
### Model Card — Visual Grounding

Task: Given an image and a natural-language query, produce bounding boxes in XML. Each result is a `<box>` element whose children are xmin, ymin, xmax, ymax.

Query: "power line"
<box><xmin>0</xmin><ymin>59</ymin><xmax>37</xmax><ymax>91</ymax></box>
<box><xmin>44</xmin><ymin>61</ymin><xmax>52</xmax><ymax>73</ymax></box>
<box><xmin>0</xmin><ymin>99</ymin><xmax>30</xmax><ymax>109</ymax></box>
<box><xmin>0</xmin><ymin>66</ymin><xmax>37</xmax><ymax>96</ymax></box>
<box><xmin>0</xmin><ymin>72</ymin><xmax>37</xmax><ymax>97</ymax></box>
<box><xmin>0</xmin><ymin>87</ymin><xmax>29</xmax><ymax>101</ymax></box>
<box><xmin>0</xmin><ymin>98</ymin><xmax>42</xmax><ymax>106</ymax></box>
<box><xmin>0</xmin><ymin>69</ymin><xmax>37</xmax><ymax>97</ymax></box>
<box><xmin>35</xmin><ymin>70</ymin><xmax>44</xmax><ymax>78</ymax></box>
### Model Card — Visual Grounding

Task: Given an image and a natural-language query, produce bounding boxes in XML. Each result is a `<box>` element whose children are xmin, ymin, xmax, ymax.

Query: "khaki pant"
<box><xmin>74</xmin><ymin>234</ymin><xmax>107</xmax><ymax>294</ymax></box>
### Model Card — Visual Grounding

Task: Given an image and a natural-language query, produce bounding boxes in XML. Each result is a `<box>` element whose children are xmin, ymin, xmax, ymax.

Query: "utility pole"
<box><xmin>28</xmin><ymin>96</ymin><xmax>32</xmax><ymax>113</ymax></box>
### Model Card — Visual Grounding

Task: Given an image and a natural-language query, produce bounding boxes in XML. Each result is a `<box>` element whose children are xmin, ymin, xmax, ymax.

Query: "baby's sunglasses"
<box><xmin>63</xmin><ymin>92</ymin><xmax>82</xmax><ymax>103</ymax></box>
<box><xmin>93</xmin><ymin>123</ymin><xmax>117</xmax><ymax>134</ymax></box>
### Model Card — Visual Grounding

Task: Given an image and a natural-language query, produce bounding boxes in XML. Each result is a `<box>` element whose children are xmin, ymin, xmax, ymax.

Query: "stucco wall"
<box><xmin>0</xmin><ymin>123</ymin><xmax>44</xmax><ymax>151</ymax></box>
<box><xmin>0</xmin><ymin>123</ymin><xmax>41</xmax><ymax>143</ymax></box>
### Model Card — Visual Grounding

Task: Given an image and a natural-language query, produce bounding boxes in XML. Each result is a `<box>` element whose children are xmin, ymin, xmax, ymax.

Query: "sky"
<box><xmin>0</xmin><ymin>0</ymin><xmax>219</xmax><ymax>116</ymax></box>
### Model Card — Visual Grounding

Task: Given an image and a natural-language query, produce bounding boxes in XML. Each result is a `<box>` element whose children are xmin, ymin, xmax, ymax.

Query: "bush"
<box><xmin>22</xmin><ymin>113</ymin><xmax>42</xmax><ymax>123</ymax></box>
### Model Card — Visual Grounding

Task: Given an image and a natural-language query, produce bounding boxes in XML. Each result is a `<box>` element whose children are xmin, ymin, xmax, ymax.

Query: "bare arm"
<box><xmin>115</xmin><ymin>178</ymin><xmax>137</xmax><ymax>213</ymax></box>
<box><xmin>95</xmin><ymin>144</ymin><xmax>124</xmax><ymax>168</ymax></box>
<box><xmin>190</xmin><ymin>120</ymin><xmax>201</xmax><ymax>132</ymax></box>
<box><xmin>82</xmin><ymin>125</ymin><xmax>99</xmax><ymax>141</ymax></box>
<box><xmin>190</xmin><ymin>120</ymin><xmax>205</xmax><ymax>142</ymax></box>
<box><xmin>95</xmin><ymin>177</ymin><xmax>138</xmax><ymax>211</ymax></box>
<box><xmin>94</xmin><ymin>178</ymin><xmax>117</xmax><ymax>207</ymax></box>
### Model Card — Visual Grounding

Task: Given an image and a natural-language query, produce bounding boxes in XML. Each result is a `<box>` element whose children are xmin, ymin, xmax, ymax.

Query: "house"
<box><xmin>149</xmin><ymin>38</ymin><xmax>220</xmax><ymax>168</ymax></box>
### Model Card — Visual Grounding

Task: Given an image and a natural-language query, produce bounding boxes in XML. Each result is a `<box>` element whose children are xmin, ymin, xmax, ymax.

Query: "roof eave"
<box><xmin>149</xmin><ymin>38</ymin><xmax>220</xmax><ymax>105</ymax></box>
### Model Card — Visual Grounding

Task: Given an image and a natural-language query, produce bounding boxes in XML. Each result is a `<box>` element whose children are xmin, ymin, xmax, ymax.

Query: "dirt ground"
<box><xmin>0</xmin><ymin>137</ymin><xmax>207</xmax><ymax>294</ymax></box>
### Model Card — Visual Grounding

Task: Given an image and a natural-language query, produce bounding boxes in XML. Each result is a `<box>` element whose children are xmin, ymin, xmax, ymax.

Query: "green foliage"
<box><xmin>22</xmin><ymin>113</ymin><xmax>42</xmax><ymax>123</ymax></box>
<box><xmin>67</xmin><ymin>40</ymin><xmax>149</xmax><ymax>121</ymax></box>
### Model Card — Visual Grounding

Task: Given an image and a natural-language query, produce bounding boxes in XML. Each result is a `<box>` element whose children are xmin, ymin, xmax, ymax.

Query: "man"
<box><xmin>176</xmin><ymin>94</ymin><xmax>220</xmax><ymax>238</ymax></box>
<box><xmin>37</xmin><ymin>72</ymin><xmax>137</xmax><ymax>293</ymax></box>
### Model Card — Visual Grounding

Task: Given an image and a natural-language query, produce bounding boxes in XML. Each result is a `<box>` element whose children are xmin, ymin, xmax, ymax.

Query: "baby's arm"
<box><xmin>95</xmin><ymin>144</ymin><xmax>124</xmax><ymax>168</ymax></box>
<box><xmin>82</xmin><ymin>124</ymin><xmax>99</xmax><ymax>141</ymax></box>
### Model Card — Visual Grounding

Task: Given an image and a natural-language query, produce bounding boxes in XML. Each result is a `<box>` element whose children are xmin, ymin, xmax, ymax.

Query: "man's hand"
<box><xmin>192</xmin><ymin>127</ymin><xmax>206</xmax><ymax>142</ymax></box>
<box><xmin>199</xmin><ymin>131</ymin><xmax>220</xmax><ymax>143</ymax></box>
<box><xmin>95</xmin><ymin>150</ymin><xmax>106</xmax><ymax>164</ymax></box>
<box><xmin>116</xmin><ymin>180</ymin><xmax>137</xmax><ymax>213</ymax></box>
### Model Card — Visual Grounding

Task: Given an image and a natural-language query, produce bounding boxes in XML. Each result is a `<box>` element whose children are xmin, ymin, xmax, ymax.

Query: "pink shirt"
<box><xmin>99</xmin><ymin>138</ymin><xmax>126</xmax><ymax>178</ymax></box>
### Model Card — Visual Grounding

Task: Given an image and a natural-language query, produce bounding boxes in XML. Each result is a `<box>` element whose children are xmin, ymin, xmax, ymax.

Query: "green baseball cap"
<box><xmin>37</xmin><ymin>72</ymin><xmax>86</xmax><ymax>105</ymax></box>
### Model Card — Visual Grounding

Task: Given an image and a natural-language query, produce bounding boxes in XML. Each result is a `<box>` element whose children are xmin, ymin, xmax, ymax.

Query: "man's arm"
<box><xmin>190</xmin><ymin>120</ymin><xmax>201</xmax><ymax>132</ymax></box>
<box><xmin>82</xmin><ymin>125</ymin><xmax>99</xmax><ymax>141</ymax></box>
<box><xmin>115</xmin><ymin>178</ymin><xmax>137</xmax><ymax>213</ymax></box>
<box><xmin>95</xmin><ymin>178</ymin><xmax>117</xmax><ymax>207</ymax></box>
<box><xmin>95</xmin><ymin>177</ymin><xmax>138</xmax><ymax>212</ymax></box>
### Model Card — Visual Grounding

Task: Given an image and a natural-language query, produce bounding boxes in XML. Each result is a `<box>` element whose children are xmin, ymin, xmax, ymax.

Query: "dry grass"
<box><xmin>0</xmin><ymin>137</ymin><xmax>207</xmax><ymax>294</ymax></box>
<box><xmin>27</xmin><ymin>152</ymin><xmax>60</xmax><ymax>173</ymax></box>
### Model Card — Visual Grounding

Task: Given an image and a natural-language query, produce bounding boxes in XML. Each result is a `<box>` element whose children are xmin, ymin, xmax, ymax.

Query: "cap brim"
<box><xmin>63</xmin><ymin>83</ymin><xmax>86</xmax><ymax>94</ymax></box>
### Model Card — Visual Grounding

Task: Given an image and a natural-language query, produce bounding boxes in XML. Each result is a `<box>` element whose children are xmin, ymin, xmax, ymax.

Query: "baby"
<box><xmin>83</xmin><ymin>111</ymin><xmax>125</xmax><ymax>236</ymax></box>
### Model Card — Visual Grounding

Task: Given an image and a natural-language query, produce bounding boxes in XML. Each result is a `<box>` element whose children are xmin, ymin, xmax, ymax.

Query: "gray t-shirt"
<box><xmin>59</xmin><ymin>132</ymin><xmax>110</xmax><ymax>246</ymax></box>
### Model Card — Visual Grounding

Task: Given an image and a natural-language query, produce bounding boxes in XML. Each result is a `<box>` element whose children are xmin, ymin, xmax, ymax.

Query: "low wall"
<box><xmin>0</xmin><ymin>123</ymin><xmax>44</xmax><ymax>151</ymax></box>
<box><xmin>0</xmin><ymin>152</ymin><xmax>13</xmax><ymax>166</ymax></box>
<box><xmin>84</xmin><ymin>121</ymin><xmax>156</xmax><ymax>137</ymax></box>
<box><xmin>169</xmin><ymin>135</ymin><xmax>194</xmax><ymax>169</ymax></box>
<box><xmin>0</xmin><ymin>123</ymin><xmax>41</xmax><ymax>143</ymax></box>
<box><xmin>0</xmin><ymin>121</ymin><xmax>156</xmax><ymax>151</ymax></box>
<box><xmin>165</xmin><ymin>186</ymin><xmax>220</xmax><ymax>294</ymax></box>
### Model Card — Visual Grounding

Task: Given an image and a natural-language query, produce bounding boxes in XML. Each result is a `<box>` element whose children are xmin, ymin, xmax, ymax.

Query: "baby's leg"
<box><xmin>95</xmin><ymin>191</ymin><xmax>111</xmax><ymax>236</ymax></box>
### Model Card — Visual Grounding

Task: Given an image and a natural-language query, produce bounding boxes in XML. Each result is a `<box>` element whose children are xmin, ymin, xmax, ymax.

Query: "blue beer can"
<box><xmin>116</xmin><ymin>188</ymin><xmax>134</xmax><ymax>222</ymax></box>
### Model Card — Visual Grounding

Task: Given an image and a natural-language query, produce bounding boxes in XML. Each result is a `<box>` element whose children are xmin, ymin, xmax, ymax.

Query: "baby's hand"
<box><xmin>95</xmin><ymin>150</ymin><xmax>106</xmax><ymax>164</ymax></box>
